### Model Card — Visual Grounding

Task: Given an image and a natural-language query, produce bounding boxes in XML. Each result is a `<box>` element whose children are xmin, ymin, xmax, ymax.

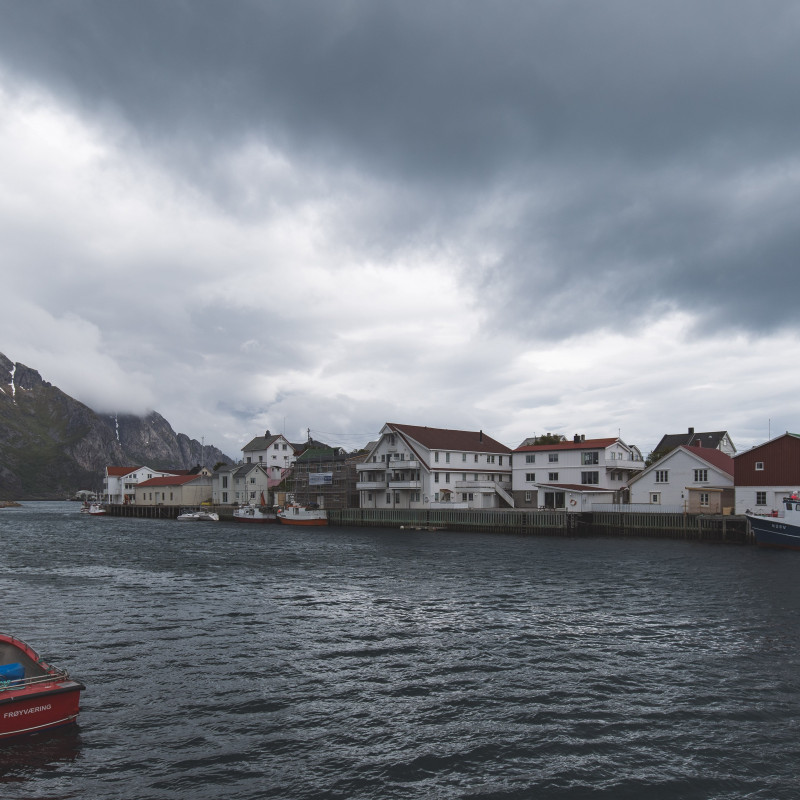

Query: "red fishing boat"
<box><xmin>0</xmin><ymin>634</ymin><xmax>84</xmax><ymax>739</ymax></box>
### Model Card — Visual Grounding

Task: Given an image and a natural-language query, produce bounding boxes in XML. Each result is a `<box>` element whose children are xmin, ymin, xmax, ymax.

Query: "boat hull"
<box><xmin>277</xmin><ymin>517</ymin><xmax>328</xmax><ymax>526</ymax></box>
<box><xmin>232</xmin><ymin>507</ymin><xmax>278</xmax><ymax>523</ymax></box>
<box><xmin>0</xmin><ymin>683</ymin><xmax>84</xmax><ymax>739</ymax></box>
<box><xmin>0</xmin><ymin>634</ymin><xmax>84</xmax><ymax>739</ymax></box>
<box><xmin>748</xmin><ymin>516</ymin><xmax>800</xmax><ymax>550</ymax></box>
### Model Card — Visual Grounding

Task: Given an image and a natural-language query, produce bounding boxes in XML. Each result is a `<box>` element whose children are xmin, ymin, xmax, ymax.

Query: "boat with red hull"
<box><xmin>0</xmin><ymin>634</ymin><xmax>84</xmax><ymax>739</ymax></box>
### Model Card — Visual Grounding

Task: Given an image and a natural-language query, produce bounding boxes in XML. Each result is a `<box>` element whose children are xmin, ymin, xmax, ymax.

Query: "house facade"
<box><xmin>734</xmin><ymin>432</ymin><xmax>800</xmax><ymax>514</ymax></box>
<box><xmin>628</xmin><ymin>445</ymin><xmax>735</xmax><ymax>512</ymax></box>
<box><xmin>212</xmin><ymin>463</ymin><xmax>271</xmax><ymax>506</ymax></box>
<box><xmin>105</xmin><ymin>465</ymin><xmax>182</xmax><ymax>504</ymax></box>
<box><xmin>512</xmin><ymin>435</ymin><xmax>644</xmax><ymax>510</ymax></box>
<box><xmin>357</xmin><ymin>423</ymin><xmax>513</xmax><ymax>510</ymax></box>
<box><xmin>241</xmin><ymin>431</ymin><xmax>296</xmax><ymax>482</ymax></box>
<box><xmin>134</xmin><ymin>474</ymin><xmax>213</xmax><ymax>507</ymax></box>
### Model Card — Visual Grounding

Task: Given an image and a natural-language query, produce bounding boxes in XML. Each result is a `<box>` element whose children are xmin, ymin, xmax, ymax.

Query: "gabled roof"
<box><xmin>681</xmin><ymin>445</ymin><xmax>734</xmax><ymax>477</ymax></box>
<box><xmin>107</xmin><ymin>466</ymin><xmax>141</xmax><ymax>477</ymax></box>
<box><xmin>387</xmin><ymin>423</ymin><xmax>511</xmax><ymax>454</ymax></box>
<box><xmin>732</xmin><ymin>431</ymin><xmax>800</xmax><ymax>458</ymax></box>
<box><xmin>654</xmin><ymin>429</ymin><xmax>732</xmax><ymax>455</ymax></box>
<box><xmin>242</xmin><ymin>432</ymin><xmax>288</xmax><ymax>452</ymax></box>
<box><xmin>628</xmin><ymin>444</ymin><xmax>734</xmax><ymax>486</ymax></box>
<box><xmin>515</xmin><ymin>437</ymin><xmax>618</xmax><ymax>453</ymax></box>
<box><xmin>137</xmin><ymin>475</ymin><xmax>205</xmax><ymax>488</ymax></box>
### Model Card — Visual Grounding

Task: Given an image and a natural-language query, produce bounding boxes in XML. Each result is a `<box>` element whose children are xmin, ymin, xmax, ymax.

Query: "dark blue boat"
<box><xmin>748</xmin><ymin>493</ymin><xmax>800</xmax><ymax>550</ymax></box>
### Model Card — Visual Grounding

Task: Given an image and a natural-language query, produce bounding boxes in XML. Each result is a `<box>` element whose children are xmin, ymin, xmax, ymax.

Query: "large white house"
<box><xmin>628</xmin><ymin>445</ymin><xmax>734</xmax><ymax>512</ymax></box>
<box><xmin>512</xmin><ymin>435</ymin><xmax>645</xmax><ymax>511</ymax></box>
<box><xmin>105</xmin><ymin>465</ymin><xmax>182</xmax><ymax>504</ymax></box>
<box><xmin>357</xmin><ymin>423</ymin><xmax>513</xmax><ymax>510</ymax></box>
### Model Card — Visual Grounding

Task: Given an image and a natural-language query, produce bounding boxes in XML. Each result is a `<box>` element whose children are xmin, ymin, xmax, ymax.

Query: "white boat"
<box><xmin>747</xmin><ymin>491</ymin><xmax>800</xmax><ymax>550</ymax></box>
<box><xmin>177</xmin><ymin>508</ymin><xmax>220</xmax><ymax>522</ymax></box>
<box><xmin>276</xmin><ymin>504</ymin><xmax>328</xmax><ymax>526</ymax></box>
<box><xmin>80</xmin><ymin>502</ymin><xmax>106</xmax><ymax>516</ymax></box>
<box><xmin>232</xmin><ymin>504</ymin><xmax>278</xmax><ymax>523</ymax></box>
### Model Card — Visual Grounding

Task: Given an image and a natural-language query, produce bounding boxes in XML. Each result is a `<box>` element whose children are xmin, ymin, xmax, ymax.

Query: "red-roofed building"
<box><xmin>733</xmin><ymin>432</ymin><xmax>800</xmax><ymax>514</ymax></box>
<box><xmin>357</xmin><ymin>423</ymin><xmax>513</xmax><ymax>509</ymax></box>
<box><xmin>628</xmin><ymin>445</ymin><xmax>734</xmax><ymax>512</ymax></box>
<box><xmin>134</xmin><ymin>473</ymin><xmax>213</xmax><ymax>507</ymax></box>
<box><xmin>512</xmin><ymin>434</ymin><xmax>645</xmax><ymax>511</ymax></box>
<box><xmin>104</xmin><ymin>465</ymin><xmax>184</xmax><ymax>504</ymax></box>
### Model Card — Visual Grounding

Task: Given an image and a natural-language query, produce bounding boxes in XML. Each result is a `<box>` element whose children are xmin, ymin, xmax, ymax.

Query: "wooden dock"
<box><xmin>103</xmin><ymin>504</ymin><xmax>752</xmax><ymax>543</ymax></box>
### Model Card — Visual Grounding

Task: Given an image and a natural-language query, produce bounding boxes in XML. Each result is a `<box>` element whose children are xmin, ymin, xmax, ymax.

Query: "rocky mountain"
<box><xmin>0</xmin><ymin>353</ymin><xmax>233</xmax><ymax>500</ymax></box>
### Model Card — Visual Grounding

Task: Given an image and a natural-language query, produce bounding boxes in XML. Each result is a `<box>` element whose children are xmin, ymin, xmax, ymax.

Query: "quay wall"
<box><xmin>104</xmin><ymin>504</ymin><xmax>753</xmax><ymax>543</ymax></box>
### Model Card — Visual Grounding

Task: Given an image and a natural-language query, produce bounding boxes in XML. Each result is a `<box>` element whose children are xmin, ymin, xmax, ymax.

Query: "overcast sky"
<box><xmin>1</xmin><ymin>1</ymin><xmax>798</xmax><ymax>459</ymax></box>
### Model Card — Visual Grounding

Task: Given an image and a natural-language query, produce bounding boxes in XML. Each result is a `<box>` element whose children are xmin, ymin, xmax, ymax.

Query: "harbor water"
<box><xmin>0</xmin><ymin>501</ymin><xmax>798</xmax><ymax>799</ymax></box>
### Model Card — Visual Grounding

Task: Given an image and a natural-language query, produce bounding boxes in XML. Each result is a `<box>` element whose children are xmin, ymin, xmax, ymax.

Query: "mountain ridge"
<box><xmin>0</xmin><ymin>353</ymin><xmax>233</xmax><ymax>500</ymax></box>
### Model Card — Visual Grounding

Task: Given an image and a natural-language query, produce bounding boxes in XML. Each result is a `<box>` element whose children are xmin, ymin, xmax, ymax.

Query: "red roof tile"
<box><xmin>515</xmin><ymin>438</ymin><xmax>618</xmax><ymax>453</ymax></box>
<box><xmin>681</xmin><ymin>445</ymin><xmax>734</xmax><ymax>477</ymax></box>
<box><xmin>106</xmin><ymin>466</ymin><xmax>142</xmax><ymax>477</ymax></box>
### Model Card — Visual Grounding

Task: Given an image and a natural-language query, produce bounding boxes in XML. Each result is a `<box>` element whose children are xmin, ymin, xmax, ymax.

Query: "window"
<box><xmin>700</xmin><ymin>492</ymin><xmax>709</xmax><ymax>507</ymax></box>
<box><xmin>445</xmin><ymin>473</ymin><xmax>450</xmax><ymax>482</ymax></box>
<box><xmin>549</xmin><ymin>453</ymin><xmax>559</xmax><ymax>463</ymax></box>
<box><xmin>367</xmin><ymin>492</ymin><xmax>373</xmax><ymax>501</ymax></box>
<box><xmin>651</xmin><ymin>493</ymin><xmax>661</xmax><ymax>504</ymax></box>
<box><xmin>462</xmin><ymin>474</ymin><xmax>467</xmax><ymax>481</ymax></box>
<box><xmin>526</xmin><ymin>473</ymin><xmax>536</xmax><ymax>482</ymax></box>
<box><xmin>435</xmin><ymin>452</ymin><xmax>439</xmax><ymax>463</ymax></box>
<box><xmin>525</xmin><ymin>492</ymin><xmax>531</xmax><ymax>502</ymax></box>
<box><xmin>499</xmin><ymin>456</ymin><xmax>503</xmax><ymax>466</ymax></box>
<box><xmin>386</xmin><ymin>493</ymin><xmax>391</xmax><ymax>504</ymax></box>
<box><xmin>756</xmin><ymin>491</ymin><xmax>767</xmax><ymax>506</ymax></box>
<box><xmin>282</xmin><ymin>444</ymin><xmax>287</xmax><ymax>450</ymax></box>
<box><xmin>656</xmin><ymin>470</ymin><xmax>669</xmax><ymax>483</ymax></box>
<box><xmin>694</xmin><ymin>469</ymin><xmax>708</xmax><ymax>482</ymax></box>
<box><xmin>435</xmin><ymin>473</ymin><xmax>440</xmax><ymax>483</ymax></box>
<box><xmin>581</xmin><ymin>471</ymin><xmax>599</xmax><ymax>485</ymax></box>
<box><xmin>462</xmin><ymin>453</ymin><xmax>467</xmax><ymax>462</ymax></box>
<box><xmin>446</xmin><ymin>452</ymin><xmax>450</xmax><ymax>463</ymax></box>
<box><xmin>526</xmin><ymin>454</ymin><xmax>535</xmax><ymax>464</ymax></box>
<box><xmin>549</xmin><ymin>472</ymin><xmax>558</xmax><ymax>481</ymax></box>
<box><xmin>487</xmin><ymin>455</ymin><xmax>496</xmax><ymax>463</ymax></box>
<box><xmin>474</xmin><ymin>454</ymin><xmax>478</xmax><ymax>463</ymax></box>
<box><xmin>222</xmin><ymin>476</ymin><xmax>228</xmax><ymax>488</ymax></box>
<box><xmin>582</xmin><ymin>452</ymin><xmax>599</xmax><ymax>465</ymax></box>
<box><xmin>755</xmin><ymin>462</ymin><xmax>764</xmax><ymax>471</ymax></box>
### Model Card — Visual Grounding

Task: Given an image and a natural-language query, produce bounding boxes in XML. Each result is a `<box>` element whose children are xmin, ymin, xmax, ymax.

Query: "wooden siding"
<box><xmin>734</xmin><ymin>434</ymin><xmax>800</xmax><ymax>486</ymax></box>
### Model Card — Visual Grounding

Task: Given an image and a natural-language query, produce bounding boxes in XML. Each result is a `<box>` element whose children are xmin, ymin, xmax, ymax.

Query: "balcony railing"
<box><xmin>356</xmin><ymin>481</ymin><xmax>388</xmax><ymax>491</ymax></box>
<box><xmin>388</xmin><ymin>480</ymin><xmax>422</xmax><ymax>490</ymax></box>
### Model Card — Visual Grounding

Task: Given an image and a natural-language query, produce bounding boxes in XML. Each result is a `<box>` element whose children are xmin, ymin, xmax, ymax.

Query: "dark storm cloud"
<box><xmin>1</xmin><ymin>0</ymin><xmax>799</xmax><ymax>336</ymax></box>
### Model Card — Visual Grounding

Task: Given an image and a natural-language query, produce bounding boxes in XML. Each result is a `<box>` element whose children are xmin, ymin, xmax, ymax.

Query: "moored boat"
<box><xmin>277</xmin><ymin>504</ymin><xmax>328</xmax><ymax>526</ymax></box>
<box><xmin>177</xmin><ymin>508</ymin><xmax>220</xmax><ymax>522</ymax></box>
<box><xmin>232</xmin><ymin>505</ymin><xmax>278</xmax><ymax>523</ymax></box>
<box><xmin>80</xmin><ymin>502</ymin><xmax>106</xmax><ymax>516</ymax></box>
<box><xmin>0</xmin><ymin>634</ymin><xmax>84</xmax><ymax>739</ymax></box>
<box><xmin>747</xmin><ymin>492</ymin><xmax>800</xmax><ymax>550</ymax></box>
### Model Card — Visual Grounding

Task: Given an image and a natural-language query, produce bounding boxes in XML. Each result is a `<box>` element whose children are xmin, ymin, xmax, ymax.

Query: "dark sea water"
<box><xmin>0</xmin><ymin>502</ymin><xmax>798</xmax><ymax>799</ymax></box>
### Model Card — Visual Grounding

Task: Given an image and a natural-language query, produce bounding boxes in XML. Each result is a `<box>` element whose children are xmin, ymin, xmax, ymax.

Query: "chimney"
<box><xmin>688</xmin><ymin>427</ymin><xmax>694</xmax><ymax>436</ymax></box>
<box><xmin>479</xmin><ymin>430</ymin><xmax>483</xmax><ymax>442</ymax></box>
<box><xmin>574</xmin><ymin>434</ymin><xmax>580</xmax><ymax>443</ymax></box>
<box><xmin>265</xmin><ymin>430</ymin><xmax>271</xmax><ymax>437</ymax></box>
<box><xmin>581</xmin><ymin>434</ymin><xmax>585</xmax><ymax>442</ymax></box>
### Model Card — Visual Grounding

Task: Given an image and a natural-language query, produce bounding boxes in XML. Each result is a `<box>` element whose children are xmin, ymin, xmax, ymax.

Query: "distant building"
<box><xmin>134</xmin><ymin>474</ymin><xmax>213</xmax><ymax>507</ymax></box>
<box><xmin>628</xmin><ymin>445</ymin><xmax>734</xmax><ymax>512</ymax></box>
<box><xmin>652</xmin><ymin>427</ymin><xmax>736</xmax><ymax>459</ymax></box>
<box><xmin>512</xmin><ymin>435</ymin><xmax>644</xmax><ymax>511</ymax></box>
<box><xmin>241</xmin><ymin>431</ymin><xmax>297</xmax><ymax>482</ymax></box>
<box><xmin>290</xmin><ymin>447</ymin><xmax>364</xmax><ymax>510</ymax></box>
<box><xmin>105</xmin><ymin>465</ymin><xmax>183</xmax><ymax>504</ymax></box>
<box><xmin>212</xmin><ymin>463</ymin><xmax>271</xmax><ymax>506</ymax></box>
<box><xmin>734</xmin><ymin>432</ymin><xmax>800</xmax><ymax>514</ymax></box>
<box><xmin>358</xmin><ymin>423</ymin><xmax>513</xmax><ymax>510</ymax></box>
